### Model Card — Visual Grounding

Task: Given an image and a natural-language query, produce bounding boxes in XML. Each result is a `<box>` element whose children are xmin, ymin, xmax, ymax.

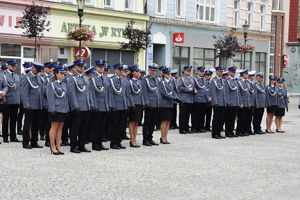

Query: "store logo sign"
<box><xmin>173</xmin><ymin>32</ymin><xmax>184</xmax><ymax>44</ymax></box>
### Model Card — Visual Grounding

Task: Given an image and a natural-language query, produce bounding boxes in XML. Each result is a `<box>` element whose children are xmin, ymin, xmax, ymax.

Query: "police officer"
<box><xmin>170</xmin><ymin>69</ymin><xmax>179</xmax><ymax>129</ymax></box>
<box><xmin>236</xmin><ymin>69</ymin><xmax>251</xmax><ymax>137</ymax></box>
<box><xmin>121</xmin><ymin>65</ymin><xmax>131</xmax><ymax>140</ymax></box>
<box><xmin>89</xmin><ymin>59</ymin><xmax>110</xmax><ymax>151</ymax></box>
<box><xmin>67</xmin><ymin>59</ymin><xmax>92</xmax><ymax>153</ymax></box>
<box><xmin>191</xmin><ymin>66</ymin><xmax>207</xmax><ymax>133</ymax></box>
<box><xmin>265</xmin><ymin>75</ymin><xmax>278</xmax><ymax>133</ymax></box>
<box><xmin>108</xmin><ymin>63</ymin><xmax>130</xmax><ymax>149</ymax></box>
<box><xmin>40</xmin><ymin>61</ymin><xmax>55</xmax><ymax>146</ymax></box>
<box><xmin>204</xmin><ymin>70</ymin><xmax>213</xmax><ymax>132</ymax></box>
<box><xmin>253</xmin><ymin>72</ymin><xmax>266</xmax><ymax>134</ymax></box>
<box><xmin>224</xmin><ymin>66</ymin><xmax>239</xmax><ymax>137</ymax></box>
<box><xmin>177</xmin><ymin>66</ymin><xmax>195</xmax><ymax>134</ymax></box>
<box><xmin>247</xmin><ymin>71</ymin><xmax>256</xmax><ymax>135</ymax></box>
<box><xmin>20</xmin><ymin>62</ymin><xmax>44</xmax><ymax>149</ymax></box>
<box><xmin>1</xmin><ymin>60</ymin><xmax>21</xmax><ymax>143</ymax></box>
<box><xmin>210</xmin><ymin>66</ymin><xmax>226</xmax><ymax>139</ymax></box>
<box><xmin>275</xmin><ymin>77</ymin><xmax>288</xmax><ymax>133</ymax></box>
<box><xmin>141</xmin><ymin>64</ymin><xmax>160</xmax><ymax>146</ymax></box>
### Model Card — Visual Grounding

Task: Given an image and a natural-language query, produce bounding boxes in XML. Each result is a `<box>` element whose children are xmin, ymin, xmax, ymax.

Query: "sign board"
<box><xmin>173</xmin><ymin>32</ymin><xmax>184</xmax><ymax>44</ymax></box>
<box><xmin>74</xmin><ymin>47</ymin><xmax>91</xmax><ymax>60</ymax></box>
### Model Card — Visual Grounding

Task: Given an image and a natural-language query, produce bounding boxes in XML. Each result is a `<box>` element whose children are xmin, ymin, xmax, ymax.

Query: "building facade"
<box><xmin>0</xmin><ymin>0</ymin><xmax>148</xmax><ymax>73</ymax></box>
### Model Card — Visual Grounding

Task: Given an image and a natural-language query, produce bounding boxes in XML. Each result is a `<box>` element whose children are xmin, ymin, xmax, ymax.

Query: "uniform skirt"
<box><xmin>275</xmin><ymin>108</ymin><xmax>285</xmax><ymax>117</ymax></box>
<box><xmin>129</xmin><ymin>105</ymin><xmax>143</xmax><ymax>122</ymax></box>
<box><xmin>267</xmin><ymin>105</ymin><xmax>278</xmax><ymax>114</ymax></box>
<box><xmin>160</xmin><ymin>107</ymin><xmax>173</xmax><ymax>121</ymax></box>
<box><xmin>50</xmin><ymin>112</ymin><xmax>67</xmax><ymax>122</ymax></box>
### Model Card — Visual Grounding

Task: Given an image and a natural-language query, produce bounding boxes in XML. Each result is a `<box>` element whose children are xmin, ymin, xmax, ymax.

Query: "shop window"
<box><xmin>0</xmin><ymin>43</ymin><xmax>21</xmax><ymax>57</ymax></box>
<box><xmin>233</xmin><ymin>52</ymin><xmax>252</xmax><ymax>69</ymax></box>
<box><xmin>172</xmin><ymin>46</ymin><xmax>189</xmax><ymax>74</ymax></box>
<box><xmin>196</xmin><ymin>0</ymin><xmax>216</xmax><ymax>22</ymax></box>
<box><xmin>193</xmin><ymin>48</ymin><xmax>215</xmax><ymax>70</ymax></box>
<box><xmin>255</xmin><ymin>52</ymin><xmax>267</xmax><ymax>74</ymax></box>
<box><xmin>23</xmin><ymin>47</ymin><xmax>35</xmax><ymax>58</ymax></box>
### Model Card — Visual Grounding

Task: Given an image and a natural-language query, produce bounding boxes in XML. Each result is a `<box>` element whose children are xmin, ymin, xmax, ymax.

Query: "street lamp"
<box><xmin>77</xmin><ymin>0</ymin><xmax>85</xmax><ymax>60</ymax></box>
<box><xmin>242</xmin><ymin>21</ymin><xmax>249</xmax><ymax>68</ymax></box>
<box><xmin>216</xmin><ymin>48</ymin><xmax>221</xmax><ymax>66</ymax></box>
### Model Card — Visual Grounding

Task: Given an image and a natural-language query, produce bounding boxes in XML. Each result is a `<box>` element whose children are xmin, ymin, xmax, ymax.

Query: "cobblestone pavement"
<box><xmin>1</xmin><ymin>98</ymin><xmax>300</xmax><ymax>200</ymax></box>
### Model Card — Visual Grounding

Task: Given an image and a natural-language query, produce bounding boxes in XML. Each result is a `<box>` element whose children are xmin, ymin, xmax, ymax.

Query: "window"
<box><xmin>0</xmin><ymin>43</ymin><xmax>21</xmax><ymax>57</ymax></box>
<box><xmin>193</xmin><ymin>48</ymin><xmax>215</xmax><ymax>69</ymax></box>
<box><xmin>156</xmin><ymin>0</ymin><xmax>166</xmax><ymax>15</ymax></box>
<box><xmin>255</xmin><ymin>52</ymin><xmax>267</xmax><ymax>73</ymax></box>
<box><xmin>172</xmin><ymin>46</ymin><xmax>189</xmax><ymax>74</ymax></box>
<box><xmin>175</xmin><ymin>0</ymin><xmax>185</xmax><ymax>18</ymax></box>
<box><xmin>104</xmin><ymin>0</ymin><xmax>112</xmax><ymax>7</ymax></box>
<box><xmin>85</xmin><ymin>0</ymin><xmax>96</xmax><ymax>7</ymax></box>
<box><xmin>196</xmin><ymin>0</ymin><xmax>216</xmax><ymax>22</ymax></box>
<box><xmin>233</xmin><ymin>0</ymin><xmax>240</xmax><ymax>27</ymax></box>
<box><xmin>247</xmin><ymin>2</ymin><xmax>253</xmax><ymax>29</ymax></box>
<box><xmin>233</xmin><ymin>52</ymin><xmax>252</xmax><ymax>69</ymax></box>
<box><xmin>125</xmin><ymin>0</ymin><xmax>132</xmax><ymax>10</ymax></box>
<box><xmin>260</xmin><ymin>4</ymin><xmax>266</xmax><ymax>31</ymax></box>
<box><xmin>272</xmin><ymin>0</ymin><xmax>283</xmax><ymax>11</ymax></box>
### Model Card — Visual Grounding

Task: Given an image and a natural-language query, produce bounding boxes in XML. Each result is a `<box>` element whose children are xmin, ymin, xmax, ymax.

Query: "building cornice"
<box><xmin>150</xmin><ymin>17</ymin><xmax>272</xmax><ymax>37</ymax></box>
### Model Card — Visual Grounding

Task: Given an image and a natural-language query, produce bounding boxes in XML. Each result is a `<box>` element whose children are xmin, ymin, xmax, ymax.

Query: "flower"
<box><xmin>237</xmin><ymin>43</ymin><xmax>255</xmax><ymax>53</ymax></box>
<box><xmin>67</xmin><ymin>28</ymin><xmax>95</xmax><ymax>42</ymax></box>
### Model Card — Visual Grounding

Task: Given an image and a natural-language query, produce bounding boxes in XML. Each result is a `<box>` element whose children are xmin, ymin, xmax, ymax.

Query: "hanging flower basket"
<box><xmin>237</xmin><ymin>44</ymin><xmax>255</xmax><ymax>53</ymax></box>
<box><xmin>67</xmin><ymin>28</ymin><xmax>95</xmax><ymax>42</ymax></box>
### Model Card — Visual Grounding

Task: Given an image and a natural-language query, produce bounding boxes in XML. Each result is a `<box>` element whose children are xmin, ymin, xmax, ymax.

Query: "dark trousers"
<box><xmin>122</xmin><ymin>109</ymin><xmax>129</xmax><ymax>138</ymax></box>
<box><xmin>170</xmin><ymin>103</ymin><xmax>178</xmax><ymax>127</ymax></box>
<box><xmin>104</xmin><ymin>111</ymin><xmax>112</xmax><ymax>140</ymax></box>
<box><xmin>110</xmin><ymin>110</ymin><xmax>126</xmax><ymax>145</ymax></box>
<box><xmin>179</xmin><ymin>103</ymin><xmax>193</xmax><ymax>132</ymax></box>
<box><xmin>225</xmin><ymin>106</ymin><xmax>238</xmax><ymax>136</ymax></box>
<box><xmin>191</xmin><ymin>102</ymin><xmax>206</xmax><ymax>131</ymax></box>
<box><xmin>2</xmin><ymin>104</ymin><xmax>19</xmax><ymax>140</ymax></box>
<box><xmin>22</xmin><ymin>109</ymin><xmax>41</xmax><ymax>145</ymax></box>
<box><xmin>246</xmin><ymin>107</ymin><xmax>254</xmax><ymax>133</ymax></box>
<box><xmin>142</xmin><ymin>107</ymin><xmax>158</xmax><ymax>142</ymax></box>
<box><xmin>62</xmin><ymin>113</ymin><xmax>71</xmax><ymax>143</ymax></box>
<box><xmin>253</xmin><ymin>108</ymin><xmax>264</xmax><ymax>132</ymax></box>
<box><xmin>17</xmin><ymin>103</ymin><xmax>24</xmax><ymax>133</ymax></box>
<box><xmin>212</xmin><ymin>106</ymin><xmax>225</xmax><ymax>136</ymax></box>
<box><xmin>91</xmin><ymin>111</ymin><xmax>107</xmax><ymax>145</ymax></box>
<box><xmin>236</xmin><ymin>107</ymin><xmax>250</xmax><ymax>134</ymax></box>
<box><xmin>70</xmin><ymin>111</ymin><xmax>89</xmax><ymax>148</ymax></box>
<box><xmin>204</xmin><ymin>104</ymin><xmax>212</xmax><ymax>130</ymax></box>
<box><xmin>39</xmin><ymin>109</ymin><xmax>50</xmax><ymax>142</ymax></box>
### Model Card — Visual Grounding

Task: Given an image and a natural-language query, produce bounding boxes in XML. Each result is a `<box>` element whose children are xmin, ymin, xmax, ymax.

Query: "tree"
<box><xmin>120</xmin><ymin>19</ymin><xmax>151</xmax><ymax>52</ymax></box>
<box><xmin>18</xmin><ymin>2</ymin><xmax>51</xmax><ymax>61</ymax></box>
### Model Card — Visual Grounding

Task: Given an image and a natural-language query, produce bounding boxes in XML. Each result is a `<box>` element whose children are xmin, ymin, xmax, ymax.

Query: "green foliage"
<box><xmin>213</xmin><ymin>33</ymin><xmax>239</xmax><ymax>59</ymax></box>
<box><xmin>120</xmin><ymin>20</ymin><xmax>151</xmax><ymax>52</ymax></box>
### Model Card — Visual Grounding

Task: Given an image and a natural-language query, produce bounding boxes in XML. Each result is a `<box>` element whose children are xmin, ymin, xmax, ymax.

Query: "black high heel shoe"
<box><xmin>57</xmin><ymin>149</ymin><xmax>65</xmax><ymax>155</ymax></box>
<box><xmin>265</xmin><ymin>129</ymin><xmax>273</xmax><ymax>133</ymax></box>
<box><xmin>160</xmin><ymin>138</ymin><xmax>171</xmax><ymax>144</ymax></box>
<box><xmin>50</xmin><ymin>147</ymin><xmax>59</xmax><ymax>155</ymax></box>
<box><xmin>276</xmin><ymin>129</ymin><xmax>285</xmax><ymax>133</ymax></box>
<box><xmin>130</xmin><ymin>142</ymin><xmax>140</xmax><ymax>148</ymax></box>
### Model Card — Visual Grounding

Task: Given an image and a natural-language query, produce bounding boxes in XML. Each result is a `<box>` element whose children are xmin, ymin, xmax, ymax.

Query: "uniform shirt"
<box><xmin>108</xmin><ymin>74</ymin><xmax>129</xmax><ymax>111</ymax></box>
<box><xmin>194</xmin><ymin>75</ymin><xmax>208</xmax><ymax>103</ymax></box>
<box><xmin>224</xmin><ymin>76</ymin><xmax>240</xmax><ymax>107</ymax></box>
<box><xmin>141</xmin><ymin>75</ymin><xmax>159</xmax><ymax>108</ymax></box>
<box><xmin>47</xmin><ymin>80</ymin><xmax>69</xmax><ymax>113</ymax></box>
<box><xmin>41</xmin><ymin>73</ymin><xmax>54</xmax><ymax>109</ymax></box>
<box><xmin>158</xmin><ymin>78</ymin><xmax>178</xmax><ymax>108</ymax></box>
<box><xmin>129</xmin><ymin>77</ymin><xmax>144</xmax><ymax>106</ymax></box>
<box><xmin>209</xmin><ymin>76</ymin><xmax>226</xmax><ymax>106</ymax></box>
<box><xmin>177</xmin><ymin>75</ymin><xmax>195</xmax><ymax>104</ymax></box>
<box><xmin>89</xmin><ymin>71</ymin><xmax>109</xmax><ymax>112</ymax></box>
<box><xmin>265</xmin><ymin>84</ymin><xmax>277</xmax><ymax>107</ymax></box>
<box><xmin>237</xmin><ymin>78</ymin><xmax>251</xmax><ymax>107</ymax></box>
<box><xmin>1</xmin><ymin>70</ymin><xmax>21</xmax><ymax>105</ymax></box>
<box><xmin>276</xmin><ymin>87</ymin><xmax>288</xmax><ymax>109</ymax></box>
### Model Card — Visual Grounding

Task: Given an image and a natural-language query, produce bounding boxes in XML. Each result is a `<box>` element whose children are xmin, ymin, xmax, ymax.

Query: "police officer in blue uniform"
<box><xmin>170</xmin><ymin>69</ymin><xmax>179</xmax><ymax>129</ymax></box>
<box><xmin>253</xmin><ymin>72</ymin><xmax>266</xmax><ymax>134</ymax></box>
<box><xmin>204</xmin><ymin>70</ymin><xmax>213</xmax><ymax>132</ymax></box>
<box><xmin>67</xmin><ymin>59</ymin><xmax>92</xmax><ymax>153</ymax></box>
<box><xmin>39</xmin><ymin>61</ymin><xmax>55</xmax><ymax>146</ymax></box>
<box><xmin>141</xmin><ymin>64</ymin><xmax>160</xmax><ymax>146</ymax></box>
<box><xmin>224</xmin><ymin>66</ymin><xmax>239</xmax><ymax>137</ymax></box>
<box><xmin>236</xmin><ymin>69</ymin><xmax>251</xmax><ymax>137</ymax></box>
<box><xmin>210</xmin><ymin>66</ymin><xmax>226</xmax><ymax>139</ymax></box>
<box><xmin>247</xmin><ymin>71</ymin><xmax>256</xmax><ymax>135</ymax></box>
<box><xmin>275</xmin><ymin>77</ymin><xmax>288</xmax><ymax>133</ymax></box>
<box><xmin>265</xmin><ymin>75</ymin><xmax>278</xmax><ymax>133</ymax></box>
<box><xmin>191</xmin><ymin>66</ymin><xmax>207</xmax><ymax>133</ymax></box>
<box><xmin>89</xmin><ymin>59</ymin><xmax>110</xmax><ymax>151</ymax></box>
<box><xmin>177</xmin><ymin>66</ymin><xmax>195</xmax><ymax>134</ymax></box>
<box><xmin>20</xmin><ymin>62</ymin><xmax>44</xmax><ymax>149</ymax></box>
<box><xmin>1</xmin><ymin>60</ymin><xmax>22</xmax><ymax>143</ymax></box>
<box><xmin>108</xmin><ymin>63</ymin><xmax>130</xmax><ymax>149</ymax></box>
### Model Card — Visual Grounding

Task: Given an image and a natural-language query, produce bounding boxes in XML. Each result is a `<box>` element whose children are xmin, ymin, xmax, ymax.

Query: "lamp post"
<box><xmin>242</xmin><ymin>21</ymin><xmax>249</xmax><ymax>69</ymax></box>
<box><xmin>77</xmin><ymin>0</ymin><xmax>85</xmax><ymax>60</ymax></box>
<box><xmin>216</xmin><ymin>48</ymin><xmax>221</xmax><ymax>66</ymax></box>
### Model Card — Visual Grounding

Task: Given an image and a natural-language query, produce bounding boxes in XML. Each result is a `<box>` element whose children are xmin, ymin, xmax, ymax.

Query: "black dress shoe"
<box><xmin>130</xmin><ymin>142</ymin><xmax>140</xmax><ymax>148</ymax></box>
<box><xmin>78</xmin><ymin>146</ymin><xmax>91</xmax><ymax>152</ymax></box>
<box><xmin>23</xmin><ymin>144</ymin><xmax>32</xmax><ymax>149</ymax></box>
<box><xmin>243</xmin><ymin>132</ymin><xmax>250</xmax><ymax>136</ymax></box>
<box><xmin>92</xmin><ymin>145</ymin><xmax>101</xmax><ymax>151</ymax></box>
<box><xmin>70</xmin><ymin>147</ymin><xmax>81</xmax><ymax>153</ymax></box>
<box><xmin>191</xmin><ymin>129</ymin><xmax>198</xmax><ymax>133</ymax></box>
<box><xmin>212</xmin><ymin>135</ymin><xmax>221</xmax><ymax>139</ymax></box>
<box><xmin>10</xmin><ymin>138</ymin><xmax>21</xmax><ymax>142</ymax></box>
<box><xmin>149</xmin><ymin>140</ymin><xmax>159</xmax><ymax>146</ymax></box>
<box><xmin>99</xmin><ymin>144</ymin><xmax>109</xmax><ymax>150</ymax></box>
<box><xmin>31</xmin><ymin>143</ymin><xmax>43</xmax><ymax>148</ymax></box>
<box><xmin>40</xmin><ymin>135</ymin><xmax>45</xmax><ymax>141</ymax></box>
<box><xmin>218</xmin><ymin>135</ymin><xmax>226</xmax><ymax>139</ymax></box>
<box><xmin>45</xmin><ymin>142</ymin><xmax>50</xmax><ymax>147</ymax></box>
<box><xmin>226</xmin><ymin>134</ymin><xmax>234</xmax><ymax>138</ymax></box>
<box><xmin>143</xmin><ymin>141</ymin><xmax>152</xmax><ymax>146</ymax></box>
<box><xmin>3</xmin><ymin>138</ymin><xmax>9</xmax><ymax>143</ymax></box>
<box><xmin>110</xmin><ymin>144</ymin><xmax>120</xmax><ymax>150</ymax></box>
<box><xmin>160</xmin><ymin>138</ymin><xmax>170</xmax><ymax>144</ymax></box>
<box><xmin>118</xmin><ymin>143</ymin><xmax>126</xmax><ymax>149</ymax></box>
<box><xmin>179</xmin><ymin>130</ymin><xmax>187</xmax><ymax>134</ymax></box>
<box><xmin>199</xmin><ymin>129</ymin><xmax>206</xmax><ymax>133</ymax></box>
